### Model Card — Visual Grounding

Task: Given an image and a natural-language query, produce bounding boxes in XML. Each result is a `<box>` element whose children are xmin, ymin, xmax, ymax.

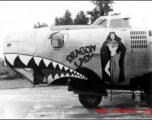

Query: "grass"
<box><xmin>0</xmin><ymin>79</ymin><xmax>34</xmax><ymax>90</ymax></box>
<box><xmin>0</xmin><ymin>60</ymin><xmax>23</xmax><ymax>80</ymax></box>
<box><xmin>0</xmin><ymin>59</ymin><xmax>33</xmax><ymax>90</ymax></box>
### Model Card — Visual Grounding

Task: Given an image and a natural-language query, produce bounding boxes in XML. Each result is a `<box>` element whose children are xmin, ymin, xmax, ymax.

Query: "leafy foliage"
<box><xmin>0</xmin><ymin>58</ymin><xmax>23</xmax><ymax>80</ymax></box>
<box><xmin>73</xmin><ymin>11</ymin><xmax>89</xmax><ymax>25</ymax></box>
<box><xmin>54</xmin><ymin>1</ymin><xmax>115</xmax><ymax>25</ymax></box>
<box><xmin>87</xmin><ymin>0</ymin><xmax>114</xmax><ymax>23</ymax></box>
<box><xmin>63</xmin><ymin>9</ymin><xmax>73</xmax><ymax>25</ymax></box>
<box><xmin>87</xmin><ymin>7</ymin><xmax>100</xmax><ymax>25</ymax></box>
<box><xmin>55</xmin><ymin>9</ymin><xmax>73</xmax><ymax>25</ymax></box>
<box><xmin>111</xmin><ymin>13</ymin><xmax>121</xmax><ymax>16</ymax></box>
<box><xmin>34</xmin><ymin>22</ymin><xmax>48</xmax><ymax>29</ymax></box>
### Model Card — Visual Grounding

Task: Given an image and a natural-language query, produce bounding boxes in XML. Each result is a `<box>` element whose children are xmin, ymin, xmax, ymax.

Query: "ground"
<box><xmin>0</xmin><ymin>86</ymin><xmax>152</xmax><ymax>119</ymax></box>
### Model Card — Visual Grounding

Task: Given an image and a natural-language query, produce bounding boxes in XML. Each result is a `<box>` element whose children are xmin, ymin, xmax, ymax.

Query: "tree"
<box><xmin>34</xmin><ymin>22</ymin><xmax>48</xmax><ymax>29</ymax></box>
<box><xmin>54</xmin><ymin>17</ymin><xmax>60</xmax><ymax>26</ymax></box>
<box><xmin>73</xmin><ymin>11</ymin><xmax>89</xmax><ymax>25</ymax></box>
<box><xmin>87</xmin><ymin>7</ymin><xmax>100</xmax><ymax>25</ymax></box>
<box><xmin>111</xmin><ymin>13</ymin><xmax>121</xmax><ymax>16</ymax></box>
<box><xmin>54</xmin><ymin>9</ymin><xmax>73</xmax><ymax>25</ymax></box>
<box><xmin>63</xmin><ymin>9</ymin><xmax>73</xmax><ymax>25</ymax></box>
<box><xmin>0</xmin><ymin>58</ymin><xmax>4</xmax><ymax>66</ymax></box>
<box><xmin>87</xmin><ymin>0</ymin><xmax>114</xmax><ymax>24</ymax></box>
<box><xmin>58</xmin><ymin>17</ymin><xmax>65</xmax><ymax>25</ymax></box>
<box><xmin>54</xmin><ymin>17</ymin><xmax>65</xmax><ymax>26</ymax></box>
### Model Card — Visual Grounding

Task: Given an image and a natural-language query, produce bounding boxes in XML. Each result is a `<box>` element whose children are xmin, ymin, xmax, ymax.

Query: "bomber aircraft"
<box><xmin>3</xmin><ymin>15</ymin><xmax>152</xmax><ymax>108</ymax></box>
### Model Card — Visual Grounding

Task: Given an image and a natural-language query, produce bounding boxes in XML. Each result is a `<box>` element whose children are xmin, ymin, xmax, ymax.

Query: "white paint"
<box><xmin>43</xmin><ymin>59</ymin><xmax>51</xmax><ymax>67</ymax></box>
<box><xmin>60</xmin><ymin>73</ymin><xmax>65</xmax><ymax>78</ymax></box>
<box><xmin>48</xmin><ymin>74</ymin><xmax>54</xmax><ymax>84</ymax></box>
<box><xmin>34</xmin><ymin>57</ymin><xmax>42</xmax><ymax>66</ymax></box>
<box><xmin>5</xmin><ymin>54</ymin><xmax>18</xmax><ymax>66</ymax></box>
<box><xmin>64</xmin><ymin>66</ymin><xmax>69</xmax><ymax>71</ymax></box>
<box><xmin>52</xmin><ymin>61</ymin><xmax>58</xmax><ymax>68</ymax></box>
<box><xmin>54</xmin><ymin>74</ymin><xmax>59</xmax><ymax>79</ymax></box>
<box><xmin>14</xmin><ymin>68</ymin><xmax>34</xmax><ymax>83</ymax></box>
<box><xmin>19</xmin><ymin>55</ymin><xmax>32</xmax><ymax>66</ymax></box>
<box><xmin>58</xmin><ymin>64</ymin><xmax>64</xmax><ymax>70</ymax></box>
<box><xmin>77</xmin><ymin>76</ymin><xmax>80</xmax><ymax>79</ymax></box>
<box><xmin>43</xmin><ymin>77</ymin><xmax>47</xmax><ymax>83</ymax></box>
<box><xmin>65</xmin><ymin>73</ymin><xmax>70</xmax><ymax>77</ymax></box>
<box><xmin>77</xmin><ymin>73</ymin><xmax>81</xmax><ymax>77</ymax></box>
<box><xmin>70</xmin><ymin>69</ymin><xmax>73</xmax><ymax>73</ymax></box>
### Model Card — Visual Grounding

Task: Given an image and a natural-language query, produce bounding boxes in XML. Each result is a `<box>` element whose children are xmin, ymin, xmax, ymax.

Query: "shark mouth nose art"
<box><xmin>4</xmin><ymin>54</ymin><xmax>87</xmax><ymax>80</ymax></box>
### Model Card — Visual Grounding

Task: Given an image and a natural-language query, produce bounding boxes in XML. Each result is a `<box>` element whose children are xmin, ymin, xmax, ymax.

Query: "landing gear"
<box><xmin>140</xmin><ymin>91</ymin><xmax>144</xmax><ymax>100</ymax></box>
<box><xmin>132</xmin><ymin>91</ymin><xmax>144</xmax><ymax>100</ymax></box>
<box><xmin>132</xmin><ymin>92</ymin><xmax>135</xmax><ymax>99</ymax></box>
<box><xmin>78</xmin><ymin>94</ymin><xmax>102</xmax><ymax>108</ymax></box>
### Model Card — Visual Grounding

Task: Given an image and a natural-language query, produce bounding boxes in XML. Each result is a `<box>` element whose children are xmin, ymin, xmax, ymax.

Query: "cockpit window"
<box><xmin>123</xmin><ymin>18</ymin><xmax>130</xmax><ymax>27</ymax></box>
<box><xmin>110</xmin><ymin>19</ymin><xmax>123</xmax><ymax>28</ymax></box>
<box><xmin>110</xmin><ymin>18</ymin><xmax>130</xmax><ymax>28</ymax></box>
<box><xmin>93</xmin><ymin>19</ymin><xmax>107</xmax><ymax>27</ymax></box>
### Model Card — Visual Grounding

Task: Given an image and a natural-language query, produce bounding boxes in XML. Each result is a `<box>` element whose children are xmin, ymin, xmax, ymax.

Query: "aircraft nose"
<box><xmin>3</xmin><ymin>29</ymin><xmax>37</xmax><ymax>55</ymax></box>
<box><xmin>3</xmin><ymin>28</ymin><xmax>66</xmax><ymax>57</ymax></box>
<box><xmin>4</xmin><ymin>32</ymin><xmax>19</xmax><ymax>54</ymax></box>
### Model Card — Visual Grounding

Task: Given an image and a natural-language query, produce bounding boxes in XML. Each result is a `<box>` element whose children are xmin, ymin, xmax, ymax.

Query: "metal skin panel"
<box><xmin>3</xmin><ymin>24</ymin><xmax>152</xmax><ymax>88</ymax></box>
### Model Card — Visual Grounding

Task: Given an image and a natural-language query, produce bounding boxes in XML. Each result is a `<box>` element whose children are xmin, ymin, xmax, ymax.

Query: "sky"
<box><xmin>0</xmin><ymin>1</ymin><xmax>152</xmax><ymax>58</ymax></box>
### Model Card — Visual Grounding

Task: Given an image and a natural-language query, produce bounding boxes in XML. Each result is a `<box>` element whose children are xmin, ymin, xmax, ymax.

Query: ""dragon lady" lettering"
<box><xmin>66</xmin><ymin>45</ymin><xmax>96</xmax><ymax>67</ymax></box>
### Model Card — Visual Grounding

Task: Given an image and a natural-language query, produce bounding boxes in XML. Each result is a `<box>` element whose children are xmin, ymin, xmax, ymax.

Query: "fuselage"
<box><xmin>3</xmin><ymin>15</ymin><xmax>152</xmax><ymax>86</ymax></box>
<box><xmin>58</xmin><ymin>27</ymin><xmax>152</xmax><ymax>85</ymax></box>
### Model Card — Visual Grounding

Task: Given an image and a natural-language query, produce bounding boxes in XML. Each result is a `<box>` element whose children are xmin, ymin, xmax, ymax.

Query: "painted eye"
<box><xmin>7</xmin><ymin>43</ymin><xmax>11</xmax><ymax>47</ymax></box>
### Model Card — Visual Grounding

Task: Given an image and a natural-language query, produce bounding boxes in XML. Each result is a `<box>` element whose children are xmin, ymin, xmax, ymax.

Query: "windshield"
<box><xmin>93</xmin><ymin>19</ymin><xmax>107</xmax><ymax>26</ymax></box>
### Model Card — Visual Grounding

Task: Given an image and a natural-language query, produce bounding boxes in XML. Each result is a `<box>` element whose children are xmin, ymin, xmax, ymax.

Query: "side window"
<box><xmin>49</xmin><ymin>32</ymin><xmax>69</xmax><ymax>49</ymax></box>
<box><xmin>50</xmin><ymin>32</ymin><xmax>64</xmax><ymax>48</ymax></box>
<box><xmin>93</xmin><ymin>19</ymin><xmax>108</xmax><ymax>27</ymax></box>
<box><xmin>123</xmin><ymin>18</ymin><xmax>130</xmax><ymax>27</ymax></box>
<box><xmin>110</xmin><ymin>19</ymin><xmax>123</xmax><ymax>28</ymax></box>
<box><xmin>99</xmin><ymin>19</ymin><xmax>107</xmax><ymax>26</ymax></box>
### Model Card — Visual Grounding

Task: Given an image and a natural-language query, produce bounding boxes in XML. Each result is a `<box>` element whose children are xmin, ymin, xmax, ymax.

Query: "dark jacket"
<box><xmin>100</xmin><ymin>40</ymin><xmax>127</xmax><ymax>84</ymax></box>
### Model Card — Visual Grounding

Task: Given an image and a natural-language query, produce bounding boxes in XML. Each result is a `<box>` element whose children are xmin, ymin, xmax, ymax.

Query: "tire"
<box><xmin>78</xmin><ymin>94</ymin><xmax>102</xmax><ymax>108</ymax></box>
<box><xmin>132</xmin><ymin>93</ymin><xmax>135</xmax><ymax>99</ymax></box>
<box><xmin>140</xmin><ymin>95</ymin><xmax>144</xmax><ymax>100</ymax></box>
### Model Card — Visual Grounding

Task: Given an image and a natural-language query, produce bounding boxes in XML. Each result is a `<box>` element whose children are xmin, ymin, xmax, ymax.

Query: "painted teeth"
<box><xmin>76</xmin><ymin>75</ymin><xmax>80</xmax><ymax>78</ymax></box>
<box><xmin>73</xmin><ymin>71</ymin><xmax>77</xmax><ymax>74</ymax></box>
<box><xmin>70</xmin><ymin>69</ymin><xmax>74</xmax><ymax>73</ymax></box>
<box><xmin>5</xmin><ymin>54</ymin><xmax>18</xmax><ymax>66</ymax></box>
<box><xmin>48</xmin><ymin>74</ymin><xmax>54</xmax><ymax>84</ymax></box>
<box><xmin>43</xmin><ymin>59</ymin><xmax>51</xmax><ymax>67</ymax></box>
<box><xmin>52</xmin><ymin>61</ymin><xmax>58</xmax><ymax>68</ymax></box>
<box><xmin>71</xmin><ymin>74</ymin><xmax>74</xmax><ymax>77</ymax></box>
<box><xmin>60</xmin><ymin>73</ymin><xmax>64</xmax><ymax>77</ymax></box>
<box><xmin>65</xmin><ymin>73</ymin><xmax>70</xmax><ymax>77</ymax></box>
<box><xmin>34</xmin><ymin>57</ymin><xmax>42</xmax><ymax>66</ymax></box>
<box><xmin>47</xmin><ymin>73</ymin><xmax>86</xmax><ymax>84</ymax></box>
<box><xmin>19</xmin><ymin>55</ymin><xmax>32</xmax><ymax>66</ymax></box>
<box><xmin>54</xmin><ymin>74</ymin><xmax>59</xmax><ymax>79</ymax></box>
<box><xmin>64</xmin><ymin>66</ymin><xmax>69</xmax><ymax>71</ymax></box>
<box><xmin>4</xmin><ymin>54</ymin><xmax>88</xmax><ymax>80</ymax></box>
<box><xmin>58</xmin><ymin>64</ymin><xmax>64</xmax><ymax>70</ymax></box>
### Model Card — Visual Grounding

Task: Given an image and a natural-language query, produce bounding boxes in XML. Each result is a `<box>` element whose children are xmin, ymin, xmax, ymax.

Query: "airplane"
<box><xmin>3</xmin><ymin>15</ymin><xmax>152</xmax><ymax>108</ymax></box>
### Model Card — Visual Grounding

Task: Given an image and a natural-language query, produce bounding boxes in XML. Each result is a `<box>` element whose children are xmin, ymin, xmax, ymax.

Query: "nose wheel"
<box><xmin>132</xmin><ymin>91</ymin><xmax>144</xmax><ymax>100</ymax></box>
<box><xmin>78</xmin><ymin>94</ymin><xmax>102</xmax><ymax>108</ymax></box>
